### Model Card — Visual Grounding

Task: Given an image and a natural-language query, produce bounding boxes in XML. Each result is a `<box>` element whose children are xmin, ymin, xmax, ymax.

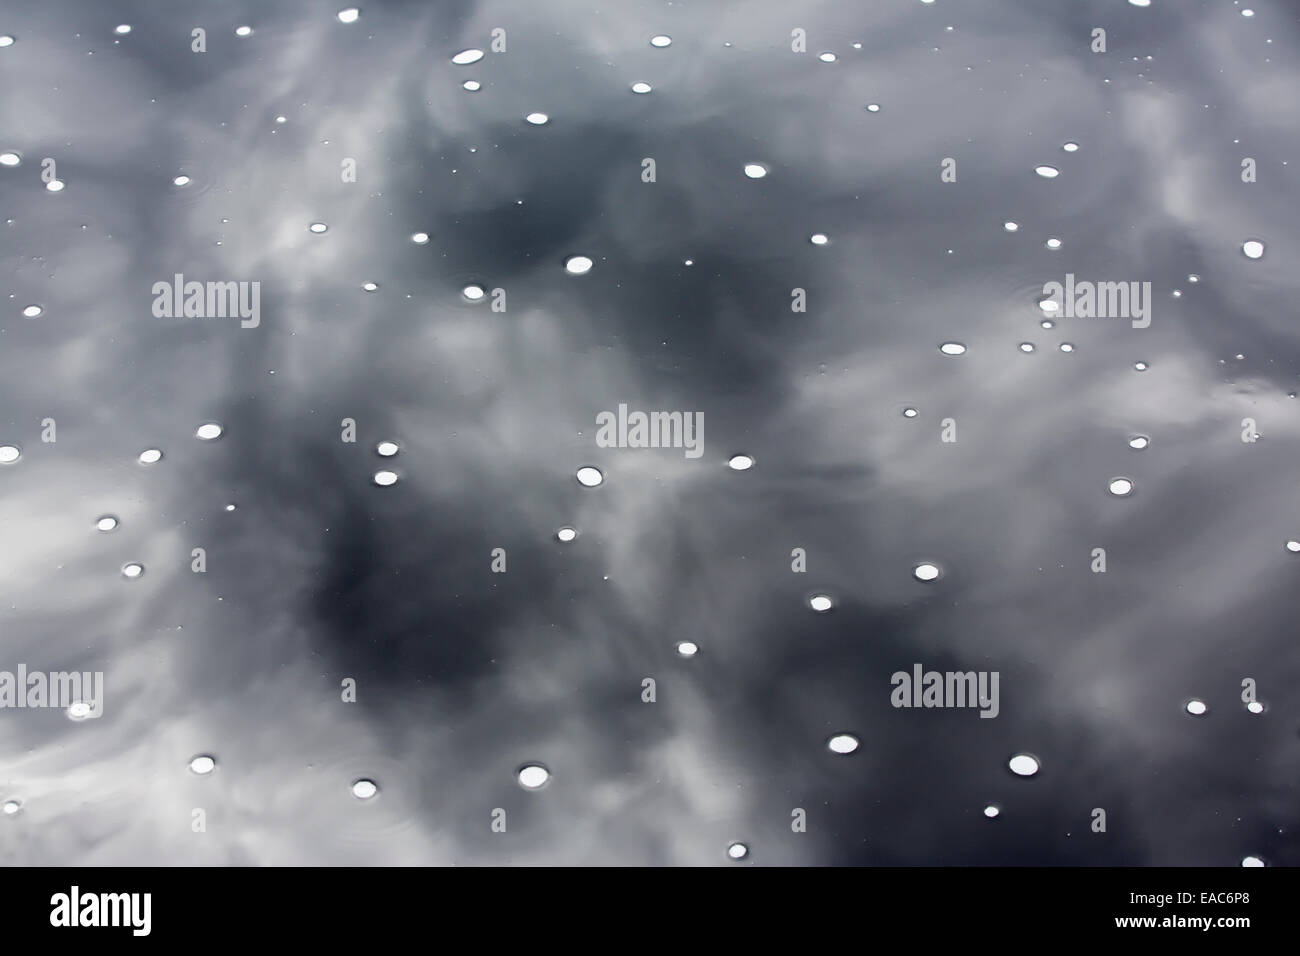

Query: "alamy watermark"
<box><xmin>0</xmin><ymin>665</ymin><xmax>103</xmax><ymax>717</ymax></box>
<box><xmin>152</xmin><ymin>274</ymin><xmax>260</xmax><ymax>328</ymax></box>
<box><xmin>1040</xmin><ymin>274</ymin><xmax>1151</xmax><ymax>328</ymax></box>
<box><xmin>891</xmin><ymin>663</ymin><xmax>999</xmax><ymax>718</ymax></box>
<box><xmin>595</xmin><ymin>404</ymin><xmax>703</xmax><ymax>458</ymax></box>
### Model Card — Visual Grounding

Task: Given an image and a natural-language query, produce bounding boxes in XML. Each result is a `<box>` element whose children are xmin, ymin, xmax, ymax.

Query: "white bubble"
<box><xmin>676</xmin><ymin>640</ymin><xmax>698</xmax><ymax>657</ymax></box>
<box><xmin>308</xmin><ymin>222</ymin><xmax>328</xmax><ymax>234</ymax></box>
<box><xmin>0</xmin><ymin>37</ymin><xmax>13</xmax><ymax>48</ymax></box>
<box><xmin>865</xmin><ymin>103</ymin><xmax>881</xmax><ymax>112</ymax></box>
<box><xmin>224</xmin><ymin>503</ymin><xmax>236</xmax><ymax>512</ymax></box>
<box><xmin>1286</xmin><ymin>540</ymin><xmax>1300</xmax><ymax>553</ymax></box>
<box><xmin>518</xmin><ymin>764</ymin><xmax>550</xmax><ymax>789</ymax></box>
<box><xmin>1019</xmin><ymin>342</ymin><xmax>1035</xmax><ymax>353</ymax></box>
<box><xmin>564</xmin><ymin>255</ymin><xmax>593</xmax><ymax>275</ymax></box>
<box><xmin>351</xmin><ymin>778</ymin><xmax>378</xmax><ymax>799</ymax></box>
<box><xmin>556</xmin><ymin>526</ymin><xmax>577</xmax><ymax>542</ymax></box>
<box><xmin>1108</xmin><ymin>477</ymin><xmax>1134</xmax><ymax>497</ymax></box>
<box><xmin>462</xmin><ymin>284</ymin><xmax>486</xmax><ymax>301</ymax></box>
<box><xmin>362</xmin><ymin>281</ymin><xmax>379</xmax><ymax>292</ymax></box>
<box><xmin>2</xmin><ymin>800</ymin><xmax>19</xmax><ymax>814</ymax></box>
<box><xmin>743</xmin><ymin>163</ymin><xmax>768</xmax><ymax>179</ymax></box>
<box><xmin>1246</xmin><ymin>701</ymin><xmax>1264</xmax><ymax>714</ymax></box>
<box><xmin>727</xmin><ymin>842</ymin><xmax>749</xmax><ymax>860</ymax></box>
<box><xmin>1008</xmin><ymin>754</ymin><xmax>1039</xmax><ymax>777</ymax></box>
<box><xmin>1003</xmin><ymin>221</ymin><xmax>1019</xmax><ymax>232</ymax></box>
<box><xmin>809</xmin><ymin>594</ymin><xmax>833</xmax><ymax>612</ymax></box>
<box><xmin>46</xmin><ymin>179</ymin><xmax>65</xmax><ymax>192</ymax></box>
<box><xmin>173</xmin><ymin>175</ymin><xmax>191</xmax><ymax>186</ymax></box>
<box><xmin>1188</xmin><ymin>274</ymin><xmax>1199</xmax><ymax>283</ymax></box>
<box><xmin>1128</xmin><ymin>0</ymin><xmax>1150</xmax><ymax>7</ymax></box>
<box><xmin>1241</xmin><ymin>856</ymin><xmax>1265</xmax><ymax>867</ymax></box>
<box><xmin>939</xmin><ymin>342</ymin><xmax>966</xmax><ymax>355</ymax></box>
<box><xmin>122</xmin><ymin>562</ymin><xmax>144</xmax><ymax>579</ymax></box>
<box><xmin>462</xmin><ymin>80</ymin><xmax>481</xmax><ymax>91</ymax></box>
<box><xmin>1059</xmin><ymin>342</ymin><xmax>1075</xmax><ymax>353</ymax></box>
<box><xmin>650</xmin><ymin>35</ymin><xmax>672</xmax><ymax>48</ymax></box>
<box><xmin>913</xmin><ymin>563</ymin><xmax>940</xmax><ymax>581</ymax></box>
<box><xmin>1034</xmin><ymin>165</ymin><xmax>1060</xmax><ymax>178</ymax></box>
<box><xmin>525</xmin><ymin>112</ymin><xmax>549</xmax><ymax>125</ymax></box>
<box><xmin>138</xmin><ymin>448</ymin><xmax>162</xmax><ymax>464</ymax></box>
<box><xmin>1128</xmin><ymin>436</ymin><xmax>1149</xmax><ymax>450</ymax></box>
<box><xmin>576</xmin><ymin>466</ymin><xmax>604</xmax><ymax>487</ymax></box>
<box><xmin>67</xmin><ymin>700</ymin><xmax>92</xmax><ymax>720</ymax></box>
<box><xmin>189</xmin><ymin>755</ymin><xmax>216</xmax><ymax>775</ymax></box>
<box><xmin>902</xmin><ymin>407</ymin><xmax>918</xmax><ymax>418</ymax></box>
<box><xmin>0</xmin><ymin>152</ymin><xmax>19</xmax><ymax>166</ymax></box>
<box><xmin>115</xmin><ymin>25</ymin><xmax>132</xmax><ymax>35</ymax></box>
<box><xmin>1134</xmin><ymin>361</ymin><xmax>1149</xmax><ymax>371</ymax></box>
<box><xmin>1241</xmin><ymin>8</ymin><xmax>1255</xmax><ymax>16</ymax></box>
<box><xmin>983</xmin><ymin>805</ymin><xmax>1000</xmax><ymax>818</ymax></box>
<box><xmin>828</xmin><ymin>734</ymin><xmax>859</xmax><ymax>754</ymax></box>
<box><xmin>1040</xmin><ymin>320</ymin><xmax>1055</xmax><ymax>329</ymax></box>
<box><xmin>373</xmin><ymin>470</ymin><xmax>398</xmax><ymax>486</ymax></box>
<box><xmin>196</xmin><ymin>422</ymin><xmax>223</xmax><ymax>440</ymax></box>
<box><xmin>235</xmin><ymin>25</ymin><xmax>253</xmax><ymax>37</ymax></box>
<box><xmin>727</xmin><ymin>454</ymin><xmax>754</xmax><ymax>471</ymax></box>
<box><xmin>819</xmin><ymin>52</ymin><xmax>836</xmax><ymax>62</ymax></box>
<box><xmin>337</xmin><ymin>8</ymin><xmax>360</xmax><ymax>23</ymax></box>
<box><xmin>0</xmin><ymin>445</ymin><xmax>19</xmax><ymax>464</ymax></box>
<box><xmin>1185</xmin><ymin>698</ymin><xmax>1207</xmax><ymax>716</ymax></box>
<box><xmin>22</xmin><ymin>304</ymin><xmax>42</xmax><ymax>318</ymax></box>
<box><xmin>631</xmin><ymin>82</ymin><xmax>653</xmax><ymax>94</ymax></box>
<box><xmin>411</xmin><ymin>232</ymin><xmax>430</xmax><ymax>244</ymax></box>
<box><xmin>275</xmin><ymin>115</ymin><xmax>287</xmax><ymax>124</ymax></box>
<box><xmin>376</xmin><ymin>441</ymin><xmax>399</xmax><ymax>457</ymax></box>
<box><xmin>1046</xmin><ymin>238</ymin><xmax>1062</xmax><ymax>249</ymax></box>
<box><xmin>96</xmin><ymin>516</ymin><xmax>118</xmax><ymax>532</ymax></box>
<box><xmin>1038</xmin><ymin>296</ymin><xmax>1060</xmax><ymax>314</ymax></box>
<box><xmin>1242</xmin><ymin>239</ymin><xmax>1265</xmax><ymax>259</ymax></box>
<box><xmin>452</xmin><ymin>49</ymin><xmax>484</xmax><ymax>65</ymax></box>
<box><xmin>810</xmin><ymin>233</ymin><xmax>829</xmax><ymax>245</ymax></box>
<box><xmin>1062</xmin><ymin>142</ymin><xmax>1079</xmax><ymax>152</ymax></box>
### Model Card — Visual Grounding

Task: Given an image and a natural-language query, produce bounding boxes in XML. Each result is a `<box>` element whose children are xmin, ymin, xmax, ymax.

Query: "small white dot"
<box><xmin>810</xmin><ymin>233</ymin><xmax>829</xmax><ymax>245</ymax></box>
<box><xmin>1019</xmin><ymin>342</ymin><xmax>1035</xmax><ymax>353</ymax></box>
<box><xmin>337</xmin><ymin>8</ymin><xmax>360</xmax><ymax>23</ymax></box>
<box><xmin>22</xmin><ymin>304</ymin><xmax>42</xmax><ymax>317</ymax></box>
<box><xmin>525</xmin><ymin>112</ymin><xmax>549</xmax><ymax>125</ymax></box>
<box><xmin>114</xmin><ymin>25</ymin><xmax>132</xmax><ymax>35</ymax></box>
<box><xmin>865</xmin><ymin>103</ymin><xmax>881</xmax><ymax>112</ymax></box>
<box><xmin>373</xmin><ymin>470</ymin><xmax>398</xmax><ymax>486</ymax></box>
<box><xmin>452</xmin><ymin>49</ymin><xmax>485</xmax><ymax>65</ymax></box>
<box><xmin>1285</xmin><ymin>540</ymin><xmax>1300</xmax><ymax>553</ymax></box>
<box><xmin>138</xmin><ymin>448</ymin><xmax>163</xmax><ymax>464</ymax></box>
<box><xmin>940</xmin><ymin>342</ymin><xmax>967</xmax><ymax>355</ymax></box>
<box><xmin>564</xmin><ymin>255</ymin><xmax>593</xmax><ymax>275</ymax></box>
<box><xmin>913</xmin><ymin>563</ymin><xmax>940</xmax><ymax>581</ymax></box>
<box><xmin>362</xmin><ymin>281</ymin><xmax>379</xmax><ymax>292</ymax></box>
<box><xmin>1246</xmin><ymin>701</ymin><xmax>1264</xmax><ymax>714</ymax></box>
<box><xmin>727</xmin><ymin>842</ymin><xmax>749</xmax><ymax>860</ymax></box>
<box><xmin>67</xmin><ymin>701</ymin><xmax>92</xmax><ymax>720</ymax></box>
<box><xmin>351</xmin><ymin>778</ymin><xmax>378</xmax><ymax>799</ymax></box>
<box><xmin>1241</xmin><ymin>855</ymin><xmax>1265</xmax><ymax>867</ymax></box>
<box><xmin>308</xmin><ymin>222</ymin><xmax>328</xmax><ymax>234</ymax></box>
<box><xmin>463</xmin><ymin>80</ymin><xmax>481</xmax><ymax>91</ymax></box>
<box><xmin>1108</xmin><ymin>477</ymin><xmax>1133</xmax><ymax>497</ymax></box>
<box><xmin>809</xmin><ymin>594</ymin><xmax>833</xmax><ymax>612</ymax></box>
<box><xmin>828</xmin><ymin>734</ymin><xmax>859</xmax><ymax>754</ymax></box>
<box><xmin>727</xmin><ymin>454</ymin><xmax>754</xmax><ymax>471</ymax></box>
<box><xmin>0</xmin><ymin>37</ymin><xmax>14</xmax><ymax>48</ymax></box>
<box><xmin>462</xmin><ymin>284</ymin><xmax>486</xmax><ymax>301</ymax></box>
<box><xmin>172</xmin><ymin>175</ymin><xmax>191</xmax><ymax>186</ymax></box>
<box><xmin>235</xmin><ymin>25</ymin><xmax>253</xmax><ymax>37</ymax></box>
<box><xmin>1046</xmin><ymin>238</ymin><xmax>1061</xmax><ymax>249</ymax></box>
<box><xmin>0</xmin><ymin>152</ymin><xmax>20</xmax><ymax>166</ymax></box>
<box><xmin>0</xmin><ymin>445</ymin><xmax>19</xmax><ymax>464</ymax></box>
<box><xmin>1242</xmin><ymin>239</ymin><xmax>1265</xmax><ymax>259</ymax></box>
<box><xmin>411</xmin><ymin>232</ymin><xmax>430</xmax><ymax>244</ymax></box>
<box><xmin>1059</xmin><ymin>342</ymin><xmax>1075</xmax><ymax>353</ymax></box>
<box><xmin>96</xmin><ymin>516</ymin><xmax>118</xmax><ymax>532</ymax></box>
<box><xmin>650</xmin><ymin>35</ymin><xmax>672</xmax><ymax>48</ymax></box>
<box><xmin>1034</xmin><ymin>165</ymin><xmax>1060</xmax><ymax>178</ymax></box>
<box><xmin>189</xmin><ymin>755</ymin><xmax>216</xmax><ymax>775</ymax></box>
<box><xmin>196</xmin><ymin>422</ymin><xmax>223</xmax><ymax>440</ymax></box>
<box><xmin>631</xmin><ymin>82</ymin><xmax>653</xmax><ymax>94</ymax></box>
<box><xmin>1062</xmin><ymin>142</ymin><xmax>1079</xmax><ymax>152</ymax></box>
<box><xmin>1128</xmin><ymin>436</ymin><xmax>1149</xmax><ymax>450</ymax></box>
<box><xmin>984</xmin><ymin>805</ymin><xmax>1000</xmax><ymax>818</ymax></box>
<box><xmin>576</xmin><ymin>466</ymin><xmax>604</xmax><ymax>487</ymax></box>
<box><xmin>122</xmin><ymin>563</ymin><xmax>144</xmax><ymax>579</ymax></box>
<box><xmin>676</xmin><ymin>640</ymin><xmax>698</xmax><ymax>657</ymax></box>
<box><xmin>818</xmin><ymin>52</ymin><xmax>836</xmax><ymax>62</ymax></box>
<box><xmin>46</xmin><ymin>179</ymin><xmax>65</xmax><ymax>192</ymax></box>
<box><xmin>1008</xmin><ymin>754</ymin><xmax>1039</xmax><ymax>777</ymax></box>
<box><xmin>556</xmin><ymin>526</ymin><xmax>578</xmax><ymax>542</ymax></box>
<box><xmin>518</xmin><ymin>764</ymin><xmax>550</xmax><ymax>789</ymax></box>
<box><xmin>1185</xmin><ymin>698</ymin><xmax>1207</xmax><ymax>716</ymax></box>
<box><xmin>376</xmin><ymin>441</ymin><xmax>399</xmax><ymax>457</ymax></box>
<box><xmin>1003</xmin><ymin>221</ymin><xmax>1019</xmax><ymax>232</ymax></box>
<box><xmin>743</xmin><ymin>163</ymin><xmax>768</xmax><ymax>179</ymax></box>
<box><xmin>3</xmin><ymin>800</ymin><xmax>21</xmax><ymax>815</ymax></box>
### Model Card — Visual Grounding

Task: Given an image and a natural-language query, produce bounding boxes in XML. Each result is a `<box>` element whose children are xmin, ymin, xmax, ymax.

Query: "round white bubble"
<box><xmin>631</xmin><ymin>82</ymin><xmax>653</xmax><ymax>94</ymax></box>
<box><xmin>308</xmin><ymin>222</ymin><xmax>328</xmax><ymax>234</ymax></box>
<box><xmin>115</xmin><ymin>25</ymin><xmax>132</xmax><ymax>35</ymax></box>
<box><xmin>96</xmin><ymin>516</ymin><xmax>118</xmax><ymax>532</ymax></box>
<box><xmin>913</xmin><ymin>563</ymin><xmax>940</xmax><ymax>582</ymax></box>
<box><xmin>984</xmin><ymin>805</ymin><xmax>1000</xmax><ymax>818</ymax></box>
<box><xmin>1108</xmin><ymin>477</ymin><xmax>1134</xmax><ymax>497</ymax></box>
<box><xmin>1241</xmin><ymin>856</ymin><xmax>1264</xmax><ymax>867</ymax></box>
<box><xmin>337</xmin><ymin>8</ymin><xmax>360</xmax><ymax>23</ymax></box>
<box><xmin>0</xmin><ymin>152</ymin><xmax>20</xmax><ymax>166</ymax></box>
<box><xmin>525</xmin><ymin>112</ymin><xmax>549</xmax><ymax>125</ymax></box>
<box><xmin>1185</xmin><ymin>699</ymin><xmax>1207</xmax><ymax>716</ymax></box>
<box><xmin>556</xmin><ymin>526</ymin><xmax>577</xmax><ymax>542</ymax></box>
<box><xmin>727</xmin><ymin>842</ymin><xmax>749</xmax><ymax>860</ymax></box>
<box><xmin>351</xmin><ymin>778</ymin><xmax>378</xmax><ymax>799</ymax></box>
<box><xmin>1242</xmin><ymin>240</ymin><xmax>1265</xmax><ymax>259</ymax></box>
<box><xmin>22</xmin><ymin>305</ymin><xmax>42</xmax><ymax>317</ymax></box>
<box><xmin>676</xmin><ymin>640</ymin><xmax>698</xmax><ymax>657</ymax></box>
<box><xmin>809</xmin><ymin>594</ymin><xmax>833</xmax><ymax>612</ymax></box>
<box><xmin>235</xmin><ymin>25</ymin><xmax>253</xmax><ymax>37</ymax></box>
<box><xmin>727</xmin><ymin>454</ymin><xmax>754</xmax><ymax>471</ymax></box>
<box><xmin>373</xmin><ymin>470</ymin><xmax>398</xmax><ymax>486</ymax></box>
<box><xmin>743</xmin><ymin>163</ymin><xmax>768</xmax><ymax>179</ymax></box>
<box><xmin>564</xmin><ymin>255</ymin><xmax>593</xmax><ymax>275</ymax></box>
<box><xmin>576</xmin><ymin>466</ymin><xmax>604</xmax><ymax>487</ymax></box>
<box><xmin>810</xmin><ymin>233</ymin><xmax>829</xmax><ymax>245</ymax></box>
<box><xmin>463</xmin><ymin>80</ymin><xmax>481</xmax><ymax>91</ymax></box>
<box><xmin>1246</xmin><ymin>701</ymin><xmax>1264</xmax><ymax>714</ymax></box>
<box><xmin>1034</xmin><ymin>165</ymin><xmax>1059</xmax><ymax>178</ymax></box>
<box><xmin>138</xmin><ymin>448</ymin><xmax>162</xmax><ymax>464</ymax></box>
<box><xmin>1009</xmin><ymin>754</ymin><xmax>1040</xmax><ymax>777</ymax></box>
<box><xmin>122</xmin><ymin>563</ymin><xmax>144</xmax><ymax>579</ymax></box>
<box><xmin>452</xmin><ymin>49</ymin><xmax>485</xmax><ymax>65</ymax></box>
<box><xmin>46</xmin><ymin>180</ymin><xmax>65</xmax><ymax>192</ymax></box>
<box><xmin>0</xmin><ymin>445</ymin><xmax>20</xmax><ymax>463</ymax></box>
<box><xmin>650</xmin><ymin>35</ymin><xmax>672</xmax><ymax>47</ymax></box>
<box><xmin>196</xmin><ymin>422</ymin><xmax>223</xmax><ymax>440</ymax></box>
<box><xmin>1003</xmin><ymin>221</ymin><xmax>1019</xmax><ymax>232</ymax></box>
<box><xmin>189</xmin><ymin>755</ymin><xmax>216</xmax><ymax>775</ymax></box>
<box><xmin>518</xmin><ymin>764</ymin><xmax>550</xmax><ymax>789</ymax></box>
<box><xmin>462</xmin><ymin>284</ymin><xmax>486</xmax><ymax>301</ymax></box>
<box><xmin>376</xmin><ymin>441</ymin><xmax>399</xmax><ymax>457</ymax></box>
<box><xmin>828</xmin><ymin>734</ymin><xmax>859</xmax><ymax>754</ymax></box>
<box><xmin>411</xmin><ymin>232</ymin><xmax>429</xmax><ymax>244</ymax></box>
<box><xmin>940</xmin><ymin>342</ymin><xmax>967</xmax><ymax>355</ymax></box>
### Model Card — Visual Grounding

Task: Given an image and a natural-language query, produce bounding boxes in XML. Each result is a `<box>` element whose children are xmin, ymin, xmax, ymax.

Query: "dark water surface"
<box><xmin>1</xmin><ymin>0</ymin><xmax>1297</xmax><ymax>865</ymax></box>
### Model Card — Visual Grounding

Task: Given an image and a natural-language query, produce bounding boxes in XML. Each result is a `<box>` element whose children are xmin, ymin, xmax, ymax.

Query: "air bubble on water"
<box><xmin>462</xmin><ymin>284</ymin><xmax>486</xmax><ymax>301</ymax></box>
<box><xmin>650</xmin><ymin>35</ymin><xmax>672</xmax><ymax>47</ymax></box>
<box><xmin>865</xmin><ymin>103</ymin><xmax>881</xmax><ymax>112</ymax></box>
<box><xmin>1134</xmin><ymin>361</ymin><xmax>1149</xmax><ymax>371</ymax></box>
<box><xmin>819</xmin><ymin>52</ymin><xmax>836</xmax><ymax>62</ymax></box>
<box><xmin>556</xmin><ymin>526</ymin><xmax>577</xmax><ymax>542</ymax></box>
<box><xmin>138</xmin><ymin>448</ymin><xmax>162</xmax><ymax>464</ymax></box>
<box><xmin>743</xmin><ymin>163</ymin><xmax>768</xmax><ymax>179</ymax></box>
<box><xmin>196</xmin><ymin>422</ymin><xmax>223</xmax><ymax>440</ymax></box>
<box><xmin>1008</xmin><ymin>754</ymin><xmax>1039</xmax><ymax>777</ymax></box>
<box><xmin>676</xmin><ymin>640</ymin><xmax>698</xmax><ymax>657</ymax></box>
<box><xmin>362</xmin><ymin>281</ymin><xmax>379</xmax><ymax>292</ymax></box>
<box><xmin>1046</xmin><ymin>238</ymin><xmax>1061</xmax><ymax>249</ymax></box>
<box><xmin>1285</xmin><ymin>540</ymin><xmax>1300</xmax><ymax>553</ymax></box>
<box><xmin>1241</xmin><ymin>856</ymin><xmax>1265</xmax><ymax>867</ymax></box>
<box><xmin>1003</xmin><ymin>221</ymin><xmax>1019</xmax><ymax>232</ymax></box>
<box><xmin>1034</xmin><ymin>165</ymin><xmax>1059</xmax><ymax>178</ymax></box>
<box><xmin>22</xmin><ymin>305</ymin><xmax>42</xmax><ymax>317</ymax></box>
<box><xmin>564</xmin><ymin>255</ymin><xmax>593</xmax><ymax>275</ymax></box>
<box><xmin>1062</xmin><ymin>142</ymin><xmax>1079</xmax><ymax>152</ymax></box>
<box><xmin>275</xmin><ymin>115</ymin><xmax>287</xmax><ymax>124</ymax></box>
<box><xmin>351</xmin><ymin>778</ymin><xmax>378</xmax><ymax>799</ymax></box>
<box><xmin>630</xmin><ymin>82</ymin><xmax>653</xmax><ymax>94</ymax></box>
<box><xmin>984</xmin><ymin>805</ymin><xmax>1000</xmax><ymax>818</ymax></box>
<box><xmin>462</xmin><ymin>80</ymin><xmax>481</xmax><ymax>91</ymax></box>
<box><xmin>308</xmin><ymin>222</ymin><xmax>328</xmax><ymax>233</ymax></box>
<box><xmin>2</xmin><ymin>800</ymin><xmax>19</xmax><ymax>814</ymax></box>
<box><xmin>809</xmin><ymin>594</ymin><xmax>833</xmax><ymax>612</ymax></box>
<box><xmin>902</xmin><ymin>407</ymin><xmax>918</xmax><ymax>418</ymax></box>
<box><xmin>1128</xmin><ymin>436</ymin><xmax>1149</xmax><ymax>450</ymax></box>
<box><xmin>1019</xmin><ymin>342</ymin><xmax>1035</xmax><ymax>353</ymax></box>
<box><xmin>1185</xmin><ymin>698</ymin><xmax>1207</xmax><ymax>716</ymax></box>
<box><xmin>67</xmin><ymin>700</ymin><xmax>92</xmax><ymax>720</ymax></box>
<box><xmin>115</xmin><ymin>25</ymin><xmax>132</xmax><ymax>35</ymax></box>
<box><xmin>576</xmin><ymin>466</ymin><xmax>604</xmax><ymax>487</ymax></box>
<box><xmin>452</xmin><ymin>49</ymin><xmax>484</xmax><ymax>65</ymax></box>
<box><xmin>913</xmin><ymin>563</ymin><xmax>940</xmax><ymax>581</ymax></box>
<box><xmin>727</xmin><ymin>842</ymin><xmax>749</xmax><ymax>860</ymax></box>
<box><xmin>828</xmin><ymin>734</ymin><xmax>859</xmax><ymax>754</ymax></box>
<box><xmin>1040</xmin><ymin>319</ymin><xmax>1055</xmax><ymax>329</ymax></box>
<box><xmin>373</xmin><ymin>470</ymin><xmax>398</xmax><ymax>486</ymax></box>
<box><xmin>525</xmin><ymin>112</ymin><xmax>549</xmax><ymax>125</ymax></box>
<box><xmin>939</xmin><ymin>342</ymin><xmax>966</xmax><ymax>355</ymax></box>
<box><xmin>683</xmin><ymin>258</ymin><xmax>694</xmax><ymax>266</ymax></box>
<box><xmin>1059</xmin><ymin>342</ymin><xmax>1075</xmax><ymax>353</ymax></box>
<box><xmin>0</xmin><ymin>152</ymin><xmax>19</xmax><ymax>166</ymax></box>
<box><xmin>173</xmin><ymin>175</ymin><xmax>191</xmax><ymax>186</ymax></box>
<box><xmin>518</xmin><ymin>764</ymin><xmax>550</xmax><ymax>789</ymax></box>
<box><xmin>376</xmin><ymin>441</ymin><xmax>399</xmax><ymax>457</ymax></box>
<box><xmin>1108</xmin><ymin>477</ymin><xmax>1133</xmax><ymax>496</ymax></box>
<box><xmin>1128</xmin><ymin>0</ymin><xmax>1150</xmax><ymax>7</ymax></box>
<box><xmin>0</xmin><ymin>37</ymin><xmax>14</xmax><ymax>48</ymax></box>
<box><xmin>337</xmin><ymin>8</ymin><xmax>360</xmax><ymax>23</ymax></box>
<box><xmin>96</xmin><ymin>516</ymin><xmax>118</xmax><ymax>532</ymax></box>
<box><xmin>727</xmin><ymin>454</ymin><xmax>754</xmax><ymax>471</ymax></box>
<box><xmin>411</xmin><ymin>232</ymin><xmax>430</xmax><ymax>244</ymax></box>
<box><xmin>0</xmin><ymin>445</ymin><xmax>20</xmax><ymax>464</ymax></box>
<box><xmin>1246</xmin><ymin>701</ymin><xmax>1264</xmax><ymax>714</ymax></box>
<box><xmin>1242</xmin><ymin>239</ymin><xmax>1265</xmax><ymax>259</ymax></box>
<box><xmin>810</xmin><ymin>233</ymin><xmax>829</xmax><ymax>245</ymax></box>
<box><xmin>235</xmin><ymin>25</ymin><xmax>253</xmax><ymax>37</ymax></box>
<box><xmin>1037</xmin><ymin>296</ymin><xmax>1060</xmax><ymax>314</ymax></box>
<box><xmin>1187</xmin><ymin>274</ymin><xmax>1199</xmax><ymax>283</ymax></box>
<box><xmin>224</xmin><ymin>503</ymin><xmax>236</xmax><ymax>512</ymax></box>
<box><xmin>189</xmin><ymin>755</ymin><xmax>216</xmax><ymax>775</ymax></box>
<box><xmin>122</xmin><ymin>562</ymin><xmax>144</xmax><ymax>579</ymax></box>
<box><xmin>46</xmin><ymin>180</ymin><xmax>65</xmax><ymax>192</ymax></box>
<box><xmin>1241</xmin><ymin>8</ymin><xmax>1254</xmax><ymax>15</ymax></box>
